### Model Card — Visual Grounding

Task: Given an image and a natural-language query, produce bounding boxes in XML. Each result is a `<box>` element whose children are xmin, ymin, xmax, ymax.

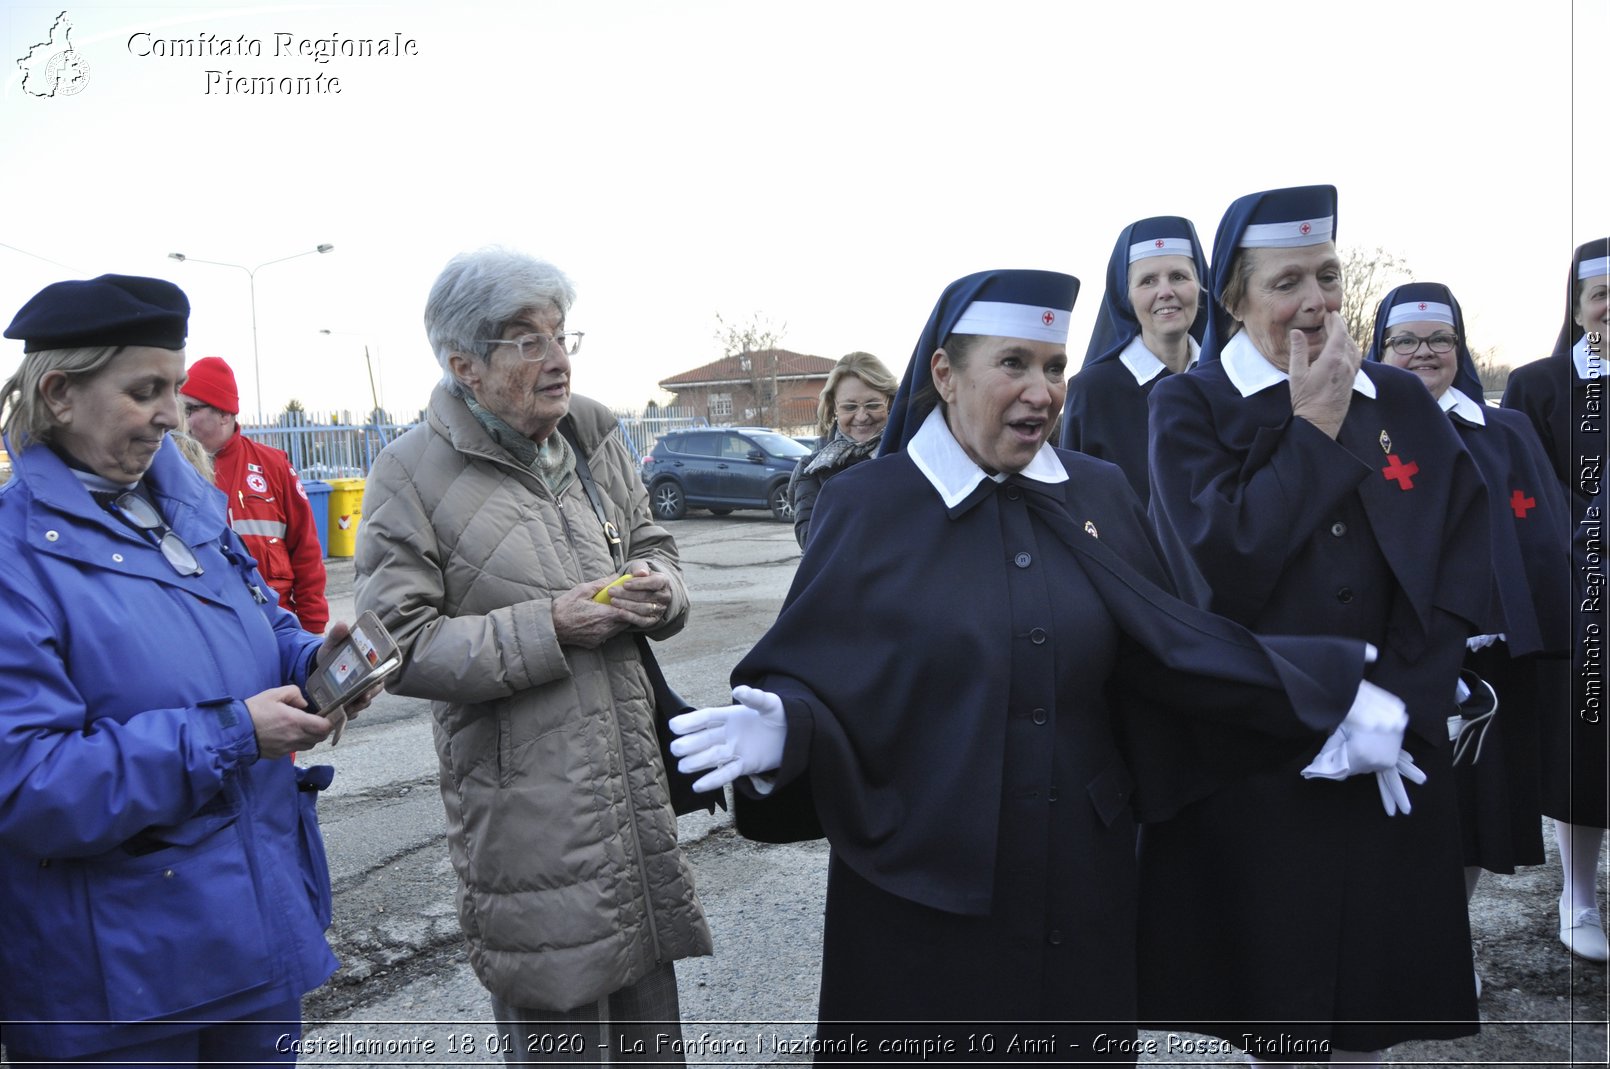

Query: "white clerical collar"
<box><xmin>1574</xmin><ymin>334</ymin><xmax>1606</xmax><ymax>380</ymax></box>
<box><xmin>1219</xmin><ymin>330</ymin><xmax>1376</xmax><ymax>399</ymax></box>
<box><xmin>907</xmin><ymin>406</ymin><xmax>1068</xmax><ymax>510</ymax></box>
<box><xmin>1118</xmin><ymin>334</ymin><xmax>1199</xmax><ymax>386</ymax></box>
<box><xmin>1439</xmin><ymin>385</ymin><xmax>1486</xmax><ymax>426</ymax></box>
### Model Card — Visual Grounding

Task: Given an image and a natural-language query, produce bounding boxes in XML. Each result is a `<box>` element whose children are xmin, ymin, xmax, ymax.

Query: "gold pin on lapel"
<box><xmin>1378</xmin><ymin>430</ymin><xmax>1392</xmax><ymax>454</ymax></box>
<box><xmin>1084</xmin><ymin>520</ymin><xmax>1099</xmax><ymax>539</ymax></box>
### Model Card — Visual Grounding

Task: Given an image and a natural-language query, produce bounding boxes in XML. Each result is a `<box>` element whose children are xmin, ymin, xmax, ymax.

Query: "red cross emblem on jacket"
<box><xmin>1510</xmin><ymin>489</ymin><xmax>1536</xmax><ymax>518</ymax></box>
<box><xmin>1380</xmin><ymin>454</ymin><xmax>1419</xmax><ymax>490</ymax></box>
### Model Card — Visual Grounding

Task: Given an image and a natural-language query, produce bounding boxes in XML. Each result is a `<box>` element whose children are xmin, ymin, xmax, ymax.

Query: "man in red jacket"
<box><xmin>181</xmin><ymin>356</ymin><xmax>329</xmax><ymax>633</ymax></box>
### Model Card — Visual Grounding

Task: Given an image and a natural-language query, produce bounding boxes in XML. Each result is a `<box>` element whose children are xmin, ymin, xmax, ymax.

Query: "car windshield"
<box><xmin>744</xmin><ymin>431</ymin><xmax>811</xmax><ymax>458</ymax></box>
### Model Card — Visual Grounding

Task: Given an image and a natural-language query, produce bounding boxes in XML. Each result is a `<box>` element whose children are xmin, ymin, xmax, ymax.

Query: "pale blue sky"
<box><xmin>2</xmin><ymin>0</ymin><xmax>1603</xmax><ymax>421</ymax></box>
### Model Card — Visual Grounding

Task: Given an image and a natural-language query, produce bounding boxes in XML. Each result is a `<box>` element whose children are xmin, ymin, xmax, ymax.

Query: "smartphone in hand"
<box><xmin>306</xmin><ymin>610</ymin><xmax>400</xmax><ymax>743</ymax></box>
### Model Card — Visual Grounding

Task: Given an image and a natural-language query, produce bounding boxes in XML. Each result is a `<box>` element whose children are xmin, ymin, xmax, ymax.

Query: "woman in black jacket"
<box><xmin>787</xmin><ymin>351</ymin><xmax>896</xmax><ymax>547</ymax></box>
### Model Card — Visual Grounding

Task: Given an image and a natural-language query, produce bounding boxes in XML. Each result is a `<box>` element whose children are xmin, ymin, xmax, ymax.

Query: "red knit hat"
<box><xmin>182</xmin><ymin>356</ymin><xmax>240</xmax><ymax>415</ymax></box>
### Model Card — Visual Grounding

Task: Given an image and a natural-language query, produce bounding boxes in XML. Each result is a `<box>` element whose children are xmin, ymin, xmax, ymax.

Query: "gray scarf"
<box><xmin>465</xmin><ymin>396</ymin><xmax>575</xmax><ymax>497</ymax></box>
<box><xmin>803</xmin><ymin>426</ymin><xmax>881</xmax><ymax>476</ymax></box>
<box><xmin>788</xmin><ymin>426</ymin><xmax>882</xmax><ymax>503</ymax></box>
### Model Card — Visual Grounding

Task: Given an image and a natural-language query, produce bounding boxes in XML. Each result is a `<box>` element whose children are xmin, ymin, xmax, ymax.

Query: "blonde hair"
<box><xmin>169</xmin><ymin>431</ymin><xmax>216</xmax><ymax>483</ymax></box>
<box><xmin>816</xmin><ymin>351</ymin><xmax>897</xmax><ymax>438</ymax></box>
<box><xmin>0</xmin><ymin>346</ymin><xmax>123</xmax><ymax>451</ymax></box>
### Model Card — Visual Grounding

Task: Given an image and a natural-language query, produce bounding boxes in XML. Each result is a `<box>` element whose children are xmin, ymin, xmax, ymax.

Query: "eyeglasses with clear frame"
<box><xmin>478</xmin><ymin>332</ymin><xmax>585</xmax><ymax>362</ymax></box>
<box><xmin>834</xmin><ymin>400</ymin><xmax>888</xmax><ymax>418</ymax></box>
<box><xmin>1384</xmin><ymin>332</ymin><xmax>1459</xmax><ymax>357</ymax></box>
<box><xmin>113</xmin><ymin>493</ymin><xmax>203</xmax><ymax>576</ymax></box>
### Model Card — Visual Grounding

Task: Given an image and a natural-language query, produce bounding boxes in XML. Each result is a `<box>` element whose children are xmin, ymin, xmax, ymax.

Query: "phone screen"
<box><xmin>307</xmin><ymin>610</ymin><xmax>400</xmax><ymax>727</ymax></box>
<box><xmin>320</xmin><ymin>644</ymin><xmax>369</xmax><ymax>693</ymax></box>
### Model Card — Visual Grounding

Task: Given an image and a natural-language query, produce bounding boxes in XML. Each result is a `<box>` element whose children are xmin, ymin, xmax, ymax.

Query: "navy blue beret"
<box><xmin>5</xmin><ymin>274</ymin><xmax>190</xmax><ymax>353</ymax></box>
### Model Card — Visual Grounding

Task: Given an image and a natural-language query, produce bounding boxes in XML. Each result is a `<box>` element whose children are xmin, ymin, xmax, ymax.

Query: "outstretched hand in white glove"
<box><xmin>667</xmin><ymin>685</ymin><xmax>787</xmax><ymax>793</ymax></box>
<box><xmin>1301</xmin><ymin>678</ymin><xmax>1408</xmax><ymax>780</ymax></box>
<box><xmin>1376</xmin><ymin>751</ymin><xmax>1428</xmax><ymax>816</ymax></box>
<box><xmin>1301</xmin><ymin>679</ymin><xmax>1427</xmax><ymax>816</ymax></box>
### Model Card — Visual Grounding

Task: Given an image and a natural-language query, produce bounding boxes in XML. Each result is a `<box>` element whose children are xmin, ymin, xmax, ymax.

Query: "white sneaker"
<box><xmin>1560</xmin><ymin>906</ymin><xmax>1610</xmax><ymax>963</ymax></box>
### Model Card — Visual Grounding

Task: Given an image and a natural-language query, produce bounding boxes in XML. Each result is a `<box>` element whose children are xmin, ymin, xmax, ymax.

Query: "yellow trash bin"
<box><xmin>325</xmin><ymin>477</ymin><xmax>366</xmax><ymax>558</ymax></box>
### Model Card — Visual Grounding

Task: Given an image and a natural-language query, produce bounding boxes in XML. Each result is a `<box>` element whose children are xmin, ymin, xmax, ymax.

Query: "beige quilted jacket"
<box><xmin>352</xmin><ymin>385</ymin><xmax>710</xmax><ymax>1010</ymax></box>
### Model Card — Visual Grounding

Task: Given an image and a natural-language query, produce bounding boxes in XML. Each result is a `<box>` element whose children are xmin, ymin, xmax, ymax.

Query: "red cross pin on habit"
<box><xmin>1377</xmin><ymin>429</ymin><xmax>1419</xmax><ymax>490</ymax></box>
<box><xmin>1042</xmin><ymin>310</ymin><xmax>1055</xmax><ymax>326</ymax></box>
<box><xmin>1510</xmin><ymin>489</ymin><xmax>1537</xmax><ymax>518</ymax></box>
<box><xmin>1381</xmin><ymin>455</ymin><xmax>1420</xmax><ymax>490</ymax></box>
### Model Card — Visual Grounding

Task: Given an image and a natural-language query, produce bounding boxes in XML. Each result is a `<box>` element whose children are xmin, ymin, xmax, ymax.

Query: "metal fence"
<box><xmin>614</xmin><ymin>407</ymin><xmax>709</xmax><ymax>460</ymax></box>
<box><xmin>243</xmin><ymin>412</ymin><xmax>404</xmax><ymax>481</ymax></box>
<box><xmin>245</xmin><ymin>407</ymin><xmax>711</xmax><ymax>480</ymax></box>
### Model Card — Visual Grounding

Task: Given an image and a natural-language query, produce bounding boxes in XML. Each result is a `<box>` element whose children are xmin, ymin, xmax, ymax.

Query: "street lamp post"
<box><xmin>318</xmin><ymin>329</ymin><xmax>381</xmax><ymax>420</ymax></box>
<box><xmin>167</xmin><ymin>244</ymin><xmax>334</xmax><ymax>424</ymax></box>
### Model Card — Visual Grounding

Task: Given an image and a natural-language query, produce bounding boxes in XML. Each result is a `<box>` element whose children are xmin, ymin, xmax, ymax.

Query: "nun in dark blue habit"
<box><xmin>1502</xmin><ymin>237</ymin><xmax>1610</xmax><ymax>962</ymax></box>
<box><xmin>669</xmin><ymin>268</ymin><xmax>1411</xmax><ymax>1061</ymax></box>
<box><xmin>1367</xmin><ymin>282</ymin><xmax>1571</xmax><ymax>894</ymax></box>
<box><xmin>1141</xmin><ymin>186</ymin><xmax>1490</xmax><ymax>1062</ymax></box>
<box><xmin>1060</xmin><ymin>216</ymin><xmax>1209</xmax><ymax>505</ymax></box>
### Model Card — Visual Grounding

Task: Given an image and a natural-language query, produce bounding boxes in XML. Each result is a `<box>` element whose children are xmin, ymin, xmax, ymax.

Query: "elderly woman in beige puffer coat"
<box><xmin>353</xmin><ymin>247</ymin><xmax>710</xmax><ymax>1064</ymax></box>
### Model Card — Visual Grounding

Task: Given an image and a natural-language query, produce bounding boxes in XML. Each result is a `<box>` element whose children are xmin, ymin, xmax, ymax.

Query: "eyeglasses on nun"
<box><xmin>1383</xmin><ymin>332</ymin><xmax>1458</xmax><ymax>357</ymax></box>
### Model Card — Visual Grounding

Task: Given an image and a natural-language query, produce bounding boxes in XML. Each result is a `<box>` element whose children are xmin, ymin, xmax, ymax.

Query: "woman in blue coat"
<box><xmin>667</xmin><ymin>269</ymin><xmax>1410</xmax><ymax>1062</ymax></box>
<box><xmin>1142</xmin><ymin>187</ymin><xmax>1489</xmax><ymax>1063</ymax></box>
<box><xmin>1059</xmin><ymin>215</ymin><xmax>1209</xmax><ymax>505</ymax></box>
<box><xmin>0</xmin><ymin>275</ymin><xmax>365</xmax><ymax>1065</ymax></box>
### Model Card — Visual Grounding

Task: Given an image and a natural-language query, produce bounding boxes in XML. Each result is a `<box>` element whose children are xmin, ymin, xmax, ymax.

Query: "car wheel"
<box><xmin>769</xmin><ymin>482</ymin><xmax>793</xmax><ymax>522</ymax></box>
<box><xmin>652</xmin><ymin>481</ymin><xmax>687</xmax><ymax>520</ymax></box>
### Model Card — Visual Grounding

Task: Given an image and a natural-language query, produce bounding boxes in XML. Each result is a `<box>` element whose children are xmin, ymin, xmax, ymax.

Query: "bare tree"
<box><xmin>1471</xmin><ymin>345</ymin><xmax>1511</xmax><ymax>398</ymax></box>
<box><xmin>715</xmin><ymin>312</ymin><xmax>787</xmax><ymax>425</ymax></box>
<box><xmin>1339</xmin><ymin>245</ymin><xmax>1414</xmax><ymax>346</ymax></box>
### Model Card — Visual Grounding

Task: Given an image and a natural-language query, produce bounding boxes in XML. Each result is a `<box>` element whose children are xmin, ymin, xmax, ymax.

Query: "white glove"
<box><xmin>1301</xmin><ymin>679</ymin><xmax>1408</xmax><ymax>780</ymax></box>
<box><xmin>667</xmin><ymin>685</ymin><xmax>786</xmax><ymax>793</ymax></box>
<box><xmin>1376</xmin><ymin>751</ymin><xmax>1428</xmax><ymax>816</ymax></box>
<box><xmin>1466</xmin><ymin>633</ymin><xmax>1504</xmax><ymax>652</ymax></box>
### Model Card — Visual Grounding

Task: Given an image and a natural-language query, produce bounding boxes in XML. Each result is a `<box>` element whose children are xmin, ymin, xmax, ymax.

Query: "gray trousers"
<box><xmin>492</xmin><ymin>961</ymin><xmax>685</xmax><ymax>1067</ymax></box>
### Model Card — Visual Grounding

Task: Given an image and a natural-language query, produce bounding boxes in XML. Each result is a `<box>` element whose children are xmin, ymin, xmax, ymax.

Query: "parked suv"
<box><xmin>642</xmin><ymin>427</ymin><xmax>812</xmax><ymax>521</ymax></box>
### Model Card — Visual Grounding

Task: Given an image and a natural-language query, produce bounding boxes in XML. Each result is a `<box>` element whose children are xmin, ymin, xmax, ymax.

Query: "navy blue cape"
<box><xmin>732</xmin><ymin>446</ymin><xmax>1367</xmax><ymax>917</ymax></box>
